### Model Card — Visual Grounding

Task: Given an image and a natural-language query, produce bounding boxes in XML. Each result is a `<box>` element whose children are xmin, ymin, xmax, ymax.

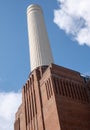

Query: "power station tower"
<box><xmin>14</xmin><ymin>4</ymin><xmax>90</xmax><ymax>130</ymax></box>
<box><xmin>27</xmin><ymin>4</ymin><xmax>53</xmax><ymax>71</ymax></box>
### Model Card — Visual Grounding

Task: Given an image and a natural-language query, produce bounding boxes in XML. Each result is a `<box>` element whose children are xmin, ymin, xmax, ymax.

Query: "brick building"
<box><xmin>14</xmin><ymin>4</ymin><xmax>90</xmax><ymax>130</ymax></box>
<box><xmin>14</xmin><ymin>64</ymin><xmax>90</xmax><ymax>130</ymax></box>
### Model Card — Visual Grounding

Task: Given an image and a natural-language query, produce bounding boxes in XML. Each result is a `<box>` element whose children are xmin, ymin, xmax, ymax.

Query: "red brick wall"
<box><xmin>14</xmin><ymin>64</ymin><xmax>90</xmax><ymax>130</ymax></box>
<box><xmin>51</xmin><ymin>64</ymin><xmax>90</xmax><ymax>130</ymax></box>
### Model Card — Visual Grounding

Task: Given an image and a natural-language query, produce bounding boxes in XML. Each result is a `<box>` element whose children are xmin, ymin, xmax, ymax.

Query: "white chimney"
<box><xmin>27</xmin><ymin>4</ymin><xmax>53</xmax><ymax>72</ymax></box>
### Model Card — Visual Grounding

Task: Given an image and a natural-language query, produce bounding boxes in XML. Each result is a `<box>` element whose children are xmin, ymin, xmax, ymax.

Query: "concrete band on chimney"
<box><xmin>27</xmin><ymin>4</ymin><xmax>42</xmax><ymax>14</ymax></box>
<box><xmin>27</xmin><ymin>4</ymin><xmax>54</xmax><ymax>72</ymax></box>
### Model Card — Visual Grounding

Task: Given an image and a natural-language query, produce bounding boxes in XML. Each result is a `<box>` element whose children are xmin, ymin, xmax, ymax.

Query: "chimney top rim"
<box><xmin>27</xmin><ymin>4</ymin><xmax>42</xmax><ymax>14</ymax></box>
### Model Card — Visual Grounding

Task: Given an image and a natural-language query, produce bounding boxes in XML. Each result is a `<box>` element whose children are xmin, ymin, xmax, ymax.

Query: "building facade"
<box><xmin>14</xmin><ymin>64</ymin><xmax>90</xmax><ymax>130</ymax></box>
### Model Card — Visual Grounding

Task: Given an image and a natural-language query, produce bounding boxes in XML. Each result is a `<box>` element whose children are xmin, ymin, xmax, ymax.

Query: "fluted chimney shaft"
<box><xmin>27</xmin><ymin>4</ymin><xmax>53</xmax><ymax>71</ymax></box>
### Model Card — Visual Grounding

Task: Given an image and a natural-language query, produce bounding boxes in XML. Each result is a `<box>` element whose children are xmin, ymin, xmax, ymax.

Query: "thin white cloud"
<box><xmin>54</xmin><ymin>0</ymin><xmax>90</xmax><ymax>46</ymax></box>
<box><xmin>0</xmin><ymin>92</ymin><xmax>22</xmax><ymax>130</ymax></box>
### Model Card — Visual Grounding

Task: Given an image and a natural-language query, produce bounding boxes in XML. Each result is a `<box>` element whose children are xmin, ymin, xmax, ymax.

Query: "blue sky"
<box><xmin>0</xmin><ymin>0</ymin><xmax>90</xmax><ymax>130</ymax></box>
